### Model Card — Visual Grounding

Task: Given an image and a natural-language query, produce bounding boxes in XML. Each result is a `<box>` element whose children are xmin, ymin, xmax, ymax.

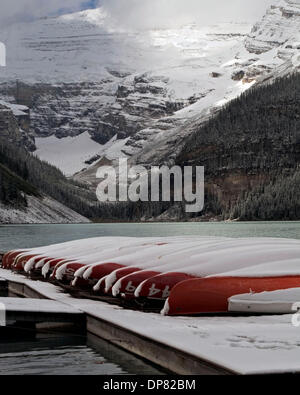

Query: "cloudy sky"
<box><xmin>0</xmin><ymin>0</ymin><xmax>276</xmax><ymax>28</ymax></box>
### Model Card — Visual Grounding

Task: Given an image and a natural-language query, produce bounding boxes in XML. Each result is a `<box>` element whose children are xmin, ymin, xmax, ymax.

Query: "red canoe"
<box><xmin>165</xmin><ymin>276</ymin><xmax>300</xmax><ymax>316</ymax></box>
<box><xmin>54</xmin><ymin>262</ymin><xmax>125</xmax><ymax>289</ymax></box>
<box><xmin>13</xmin><ymin>254</ymin><xmax>41</xmax><ymax>272</ymax></box>
<box><xmin>112</xmin><ymin>270</ymin><xmax>161</xmax><ymax>298</ymax></box>
<box><xmin>135</xmin><ymin>272</ymin><xmax>197</xmax><ymax>300</ymax></box>
<box><xmin>103</xmin><ymin>267</ymin><xmax>144</xmax><ymax>294</ymax></box>
<box><xmin>2</xmin><ymin>251</ymin><xmax>28</xmax><ymax>269</ymax></box>
<box><xmin>92</xmin><ymin>276</ymin><xmax>108</xmax><ymax>293</ymax></box>
<box><xmin>51</xmin><ymin>261</ymin><xmax>82</xmax><ymax>281</ymax></box>
<box><xmin>82</xmin><ymin>262</ymin><xmax>126</xmax><ymax>286</ymax></box>
<box><xmin>42</xmin><ymin>258</ymin><xmax>72</xmax><ymax>278</ymax></box>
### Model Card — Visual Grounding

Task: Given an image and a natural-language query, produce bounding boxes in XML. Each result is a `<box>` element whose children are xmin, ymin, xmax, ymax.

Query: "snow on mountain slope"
<box><xmin>0</xmin><ymin>100</ymin><xmax>28</xmax><ymax>116</ymax></box>
<box><xmin>0</xmin><ymin>195</ymin><xmax>90</xmax><ymax>224</ymax></box>
<box><xmin>0</xmin><ymin>1</ymin><xmax>299</xmax><ymax>177</ymax></box>
<box><xmin>128</xmin><ymin>0</ymin><xmax>300</xmax><ymax>166</ymax></box>
<box><xmin>0</xmin><ymin>9</ymin><xmax>249</xmax><ymax>84</ymax></box>
<box><xmin>0</xmin><ymin>10</ymin><xmax>252</xmax><ymax>173</ymax></box>
<box><xmin>35</xmin><ymin>132</ymin><xmax>128</xmax><ymax>176</ymax></box>
<box><xmin>246</xmin><ymin>0</ymin><xmax>300</xmax><ymax>55</ymax></box>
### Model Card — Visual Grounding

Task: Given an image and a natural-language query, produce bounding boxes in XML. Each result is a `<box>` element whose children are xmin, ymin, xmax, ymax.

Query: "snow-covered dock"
<box><xmin>0</xmin><ymin>297</ymin><xmax>84</xmax><ymax>325</ymax></box>
<box><xmin>1</xmin><ymin>268</ymin><xmax>300</xmax><ymax>375</ymax></box>
<box><xmin>4</xmin><ymin>236</ymin><xmax>300</xmax><ymax>316</ymax></box>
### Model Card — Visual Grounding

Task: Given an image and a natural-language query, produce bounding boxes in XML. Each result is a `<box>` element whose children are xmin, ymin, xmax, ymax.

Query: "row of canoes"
<box><xmin>2</xmin><ymin>236</ymin><xmax>300</xmax><ymax>315</ymax></box>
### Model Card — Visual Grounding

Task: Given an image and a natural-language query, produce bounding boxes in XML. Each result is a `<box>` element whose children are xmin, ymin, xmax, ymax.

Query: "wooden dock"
<box><xmin>0</xmin><ymin>297</ymin><xmax>85</xmax><ymax>325</ymax></box>
<box><xmin>0</xmin><ymin>270</ymin><xmax>232</xmax><ymax>374</ymax></box>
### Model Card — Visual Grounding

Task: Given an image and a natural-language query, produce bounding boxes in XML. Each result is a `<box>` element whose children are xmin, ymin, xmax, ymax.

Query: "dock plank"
<box><xmin>0</xmin><ymin>297</ymin><xmax>84</xmax><ymax>324</ymax></box>
<box><xmin>0</xmin><ymin>298</ymin><xmax>82</xmax><ymax>314</ymax></box>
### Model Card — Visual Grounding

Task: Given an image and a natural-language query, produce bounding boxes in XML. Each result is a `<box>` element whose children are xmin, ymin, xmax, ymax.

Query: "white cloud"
<box><xmin>0</xmin><ymin>0</ymin><xmax>85</xmax><ymax>26</ymax></box>
<box><xmin>0</xmin><ymin>0</ymin><xmax>276</xmax><ymax>28</ymax></box>
<box><xmin>100</xmin><ymin>0</ymin><xmax>276</xmax><ymax>29</ymax></box>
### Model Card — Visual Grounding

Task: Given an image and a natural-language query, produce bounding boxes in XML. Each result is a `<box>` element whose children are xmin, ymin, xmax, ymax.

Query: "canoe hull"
<box><xmin>137</xmin><ymin>272</ymin><xmax>197</xmax><ymax>300</ymax></box>
<box><xmin>166</xmin><ymin>276</ymin><xmax>300</xmax><ymax>316</ymax></box>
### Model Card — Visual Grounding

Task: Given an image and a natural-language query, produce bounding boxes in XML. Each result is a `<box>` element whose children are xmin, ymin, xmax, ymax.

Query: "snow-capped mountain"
<box><xmin>246</xmin><ymin>0</ymin><xmax>300</xmax><ymax>55</ymax></box>
<box><xmin>0</xmin><ymin>0</ymin><xmax>299</xmax><ymax>179</ymax></box>
<box><xmin>130</xmin><ymin>0</ymin><xmax>300</xmax><ymax>168</ymax></box>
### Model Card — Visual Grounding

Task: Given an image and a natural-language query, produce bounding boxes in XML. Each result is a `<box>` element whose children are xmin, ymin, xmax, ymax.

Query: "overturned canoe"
<box><xmin>103</xmin><ymin>239</ymin><xmax>276</xmax><ymax>297</ymax></box>
<box><xmin>54</xmin><ymin>240</ymin><xmax>182</xmax><ymax>285</ymax></box>
<box><xmin>1</xmin><ymin>250</ymin><xmax>28</xmax><ymax>269</ymax></box>
<box><xmin>75</xmin><ymin>239</ymin><xmax>222</xmax><ymax>292</ymax></box>
<box><xmin>164</xmin><ymin>276</ymin><xmax>300</xmax><ymax>316</ymax></box>
<box><xmin>228</xmin><ymin>287</ymin><xmax>300</xmax><ymax>314</ymax></box>
<box><xmin>2</xmin><ymin>236</ymin><xmax>300</xmax><ymax>318</ymax></box>
<box><xmin>3</xmin><ymin>237</ymin><xmax>135</xmax><ymax>273</ymax></box>
<box><xmin>138</xmin><ymin>245</ymin><xmax>300</xmax><ymax>300</ymax></box>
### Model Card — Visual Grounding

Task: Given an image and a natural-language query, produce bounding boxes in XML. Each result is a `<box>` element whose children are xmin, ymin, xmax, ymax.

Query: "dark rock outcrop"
<box><xmin>0</xmin><ymin>103</ymin><xmax>35</xmax><ymax>151</ymax></box>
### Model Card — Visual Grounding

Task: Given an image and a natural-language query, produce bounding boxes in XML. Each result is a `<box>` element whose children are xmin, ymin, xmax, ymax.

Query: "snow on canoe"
<box><xmin>6</xmin><ymin>236</ymin><xmax>298</xmax><ymax>272</ymax></box>
<box><xmin>52</xmin><ymin>241</ymin><xmax>173</xmax><ymax>283</ymax></box>
<box><xmin>13</xmin><ymin>253</ymin><xmax>42</xmax><ymax>272</ymax></box>
<box><xmin>7</xmin><ymin>237</ymin><xmax>134</xmax><ymax>272</ymax></box>
<box><xmin>82</xmin><ymin>239</ymin><xmax>228</xmax><ymax>293</ymax></box>
<box><xmin>125</xmin><ymin>243</ymin><xmax>300</xmax><ymax>300</ymax></box>
<box><xmin>39</xmin><ymin>258</ymin><xmax>70</xmax><ymax>276</ymax></box>
<box><xmin>3</xmin><ymin>236</ymin><xmax>300</xmax><ymax>317</ymax></box>
<box><xmin>2</xmin><ymin>250</ymin><xmax>29</xmax><ymax>269</ymax></box>
<box><xmin>135</xmin><ymin>244</ymin><xmax>300</xmax><ymax>300</ymax></box>
<box><xmin>163</xmin><ymin>276</ymin><xmax>300</xmax><ymax>316</ymax></box>
<box><xmin>97</xmin><ymin>238</ymin><xmax>292</xmax><ymax>296</ymax></box>
<box><xmin>63</xmin><ymin>238</ymin><xmax>222</xmax><ymax>287</ymax></box>
<box><xmin>31</xmin><ymin>237</ymin><xmax>146</xmax><ymax>277</ymax></box>
<box><xmin>103</xmin><ymin>238</ymin><xmax>241</xmax><ymax>292</ymax></box>
<box><xmin>228</xmin><ymin>285</ymin><xmax>300</xmax><ymax>314</ymax></box>
<box><xmin>92</xmin><ymin>275</ymin><xmax>109</xmax><ymax>293</ymax></box>
<box><xmin>5</xmin><ymin>236</ymin><xmax>297</xmax><ymax>273</ymax></box>
<box><xmin>208</xmin><ymin>258</ymin><xmax>300</xmax><ymax>278</ymax></box>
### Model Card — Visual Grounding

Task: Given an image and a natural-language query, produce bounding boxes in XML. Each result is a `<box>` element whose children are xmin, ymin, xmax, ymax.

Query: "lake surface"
<box><xmin>0</xmin><ymin>333</ymin><xmax>164</xmax><ymax>375</ymax></box>
<box><xmin>0</xmin><ymin>221</ymin><xmax>299</xmax><ymax>251</ymax></box>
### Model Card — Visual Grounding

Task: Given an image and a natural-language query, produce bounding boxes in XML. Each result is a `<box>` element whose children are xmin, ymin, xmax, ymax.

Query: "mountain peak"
<box><xmin>245</xmin><ymin>0</ymin><xmax>300</xmax><ymax>54</ymax></box>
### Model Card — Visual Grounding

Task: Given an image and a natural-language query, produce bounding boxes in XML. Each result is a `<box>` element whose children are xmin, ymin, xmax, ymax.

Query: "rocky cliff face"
<box><xmin>245</xmin><ymin>0</ymin><xmax>300</xmax><ymax>56</ymax></box>
<box><xmin>0</xmin><ymin>102</ymin><xmax>35</xmax><ymax>150</ymax></box>
<box><xmin>0</xmin><ymin>74</ymin><xmax>190</xmax><ymax>145</ymax></box>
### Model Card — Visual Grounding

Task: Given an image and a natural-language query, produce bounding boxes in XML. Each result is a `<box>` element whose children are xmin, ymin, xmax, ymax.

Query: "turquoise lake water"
<box><xmin>0</xmin><ymin>222</ymin><xmax>299</xmax><ymax>251</ymax></box>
